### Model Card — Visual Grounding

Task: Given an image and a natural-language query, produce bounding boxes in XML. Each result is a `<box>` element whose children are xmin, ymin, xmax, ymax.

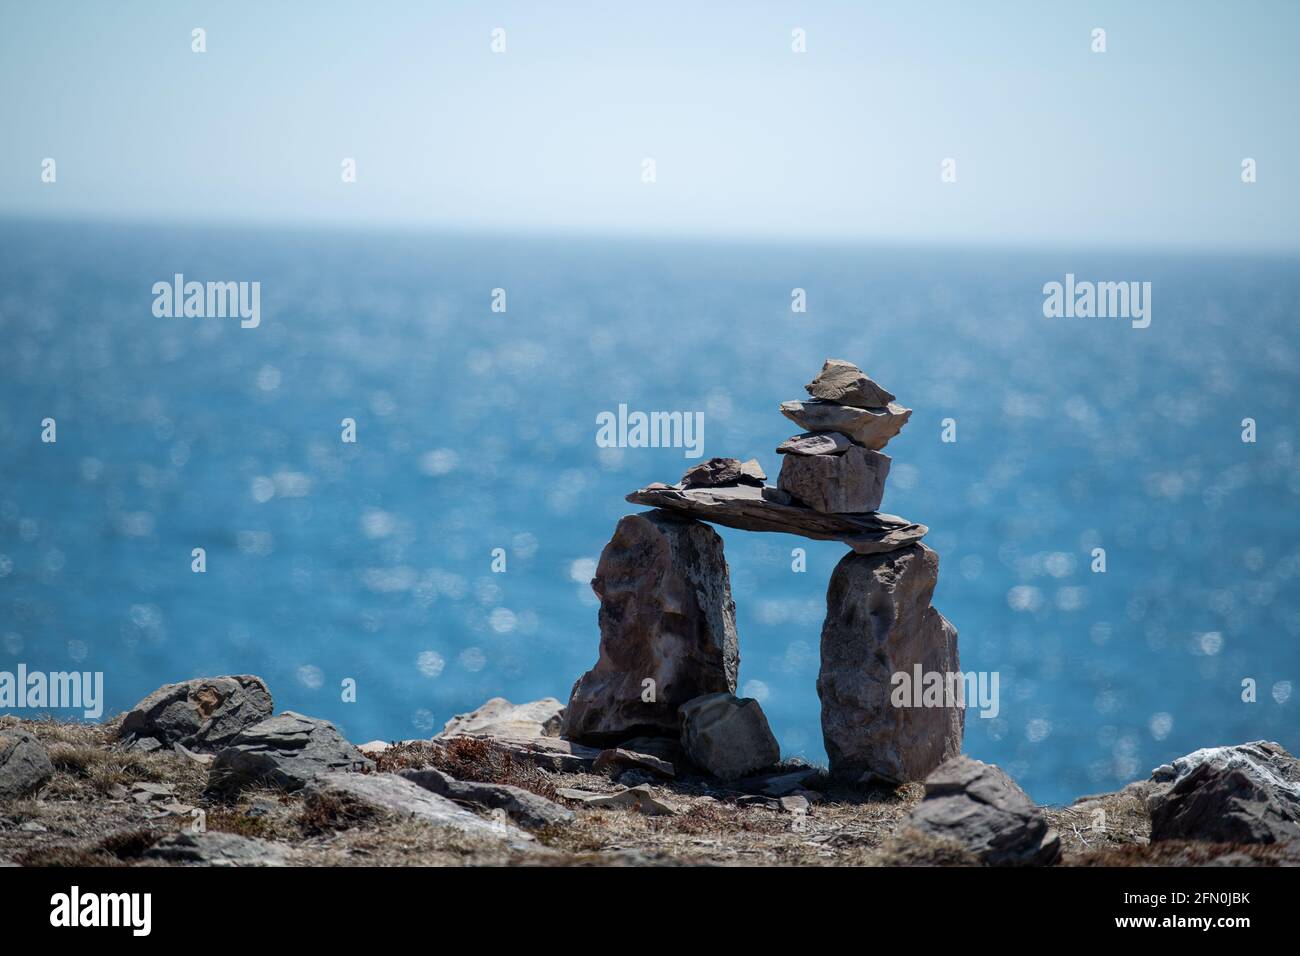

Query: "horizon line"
<box><xmin>3</xmin><ymin>208</ymin><xmax>1298</xmax><ymax>260</ymax></box>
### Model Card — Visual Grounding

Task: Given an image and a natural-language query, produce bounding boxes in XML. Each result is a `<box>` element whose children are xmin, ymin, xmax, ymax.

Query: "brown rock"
<box><xmin>679</xmin><ymin>692</ymin><xmax>781</xmax><ymax>781</ymax></box>
<box><xmin>593</xmin><ymin>748</ymin><xmax>676</xmax><ymax>779</ymax></box>
<box><xmin>626</xmin><ymin>483</ymin><xmax>927</xmax><ymax>554</ymax></box>
<box><xmin>805</xmin><ymin>359</ymin><xmax>896</xmax><ymax>408</ymax></box>
<box><xmin>776</xmin><ymin>432</ymin><xmax>855</xmax><ymax>456</ymax></box>
<box><xmin>818</xmin><ymin>543</ymin><xmax>963</xmax><ymax>784</ymax></box>
<box><xmin>563</xmin><ymin>510</ymin><xmax>739</xmax><ymax>743</ymax></box>
<box><xmin>437</xmin><ymin>698</ymin><xmax>564</xmax><ymax>740</ymax></box>
<box><xmin>778</xmin><ymin>445</ymin><xmax>890</xmax><ymax>513</ymax></box>
<box><xmin>779</xmin><ymin>400</ymin><xmax>912</xmax><ymax>450</ymax></box>
<box><xmin>679</xmin><ymin>457</ymin><xmax>765</xmax><ymax>489</ymax></box>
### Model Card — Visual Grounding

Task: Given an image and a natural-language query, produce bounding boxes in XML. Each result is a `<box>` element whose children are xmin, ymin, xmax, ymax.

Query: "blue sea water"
<box><xmin>1</xmin><ymin>218</ymin><xmax>1297</xmax><ymax>805</ymax></box>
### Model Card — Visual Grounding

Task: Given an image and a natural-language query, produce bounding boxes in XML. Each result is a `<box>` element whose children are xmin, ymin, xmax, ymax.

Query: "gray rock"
<box><xmin>437</xmin><ymin>697</ymin><xmax>564</xmax><ymax>740</ymax></box>
<box><xmin>303</xmin><ymin>771</ymin><xmax>533</xmax><ymax>844</ymax></box>
<box><xmin>564</xmin><ymin>510</ymin><xmax>739</xmax><ymax>743</ymax></box>
<box><xmin>118</xmin><ymin>675</ymin><xmax>273</xmax><ymax>752</ymax></box>
<box><xmin>734</xmin><ymin>765</ymin><xmax>826</xmax><ymax>797</ymax></box>
<box><xmin>626</xmin><ymin>483</ymin><xmax>927</xmax><ymax>554</ymax></box>
<box><xmin>779</xmin><ymin>400</ymin><xmax>912</xmax><ymax>450</ymax></box>
<box><xmin>1148</xmin><ymin>741</ymin><xmax>1300</xmax><ymax>844</ymax></box>
<box><xmin>909</xmin><ymin>756</ymin><xmax>1061</xmax><ymax>866</ymax></box>
<box><xmin>805</xmin><ymin>359</ymin><xmax>897</xmax><ymax>408</ymax></box>
<box><xmin>778</xmin><ymin>445</ymin><xmax>890</xmax><ymax>513</ymax></box>
<box><xmin>776</xmin><ymin>432</ymin><xmax>855</xmax><ymax>457</ymax></box>
<box><xmin>679</xmin><ymin>692</ymin><xmax>781</xmax><ymax>781</ymax></box>
<box><xmin>618</xmin><ymin>736</ymin><xmax>686</xmax><ymax>765</ymax></box>
<box><xmin>144</xmin><ymin>831</ymin><xmax>289</xmax><ymax>866</ymax></box>
<box><xmin>819</xmin><ymin>543</ymin><xmax>962</xmax><ymax>784</ymax></box>
<box><xmin>0</xmin><ymin>729</ymin><xmax>54</xmax><ymax>799</ymax></box>
<box><xmin>205</xmin><ymin>711</ymin><xmax>373</xmax><ymax>798</ymax></box>
<box><xmin>1150</xmin><ymin>741</ymin><xmax>1300</xmax><ymax>793</ymax></box>
<box><xmin>615</xmin><ymin>769</ymin><xmax>664</xmax><ymax>787</ymax></box>
<box><xmin>131</xmin><ymin>781</ymin><xmax>176</xmax><ymax>803</ymax></box>
<box><xmin>398</xmin><ymin>767</ymin><xmax>575</xmax><ymax>830</ymax></box>
<box><xmin>679</xmin><ymin>457</ymin><xmax>765</xmax><ymax>489</ymax></box>
<box><xmin>556</xmin><ymin>784</ymin><xmax>681</xmax><ymax>816</ymax></box>
<box><xmin>593</xmin><ymin>748</ymin><xmax>676</xmax><ymax>780</ymax></box>
<box><xmin>779</xmin><ymin>794</ymin><xmax>811</xmax><ymax>814</ymax></box>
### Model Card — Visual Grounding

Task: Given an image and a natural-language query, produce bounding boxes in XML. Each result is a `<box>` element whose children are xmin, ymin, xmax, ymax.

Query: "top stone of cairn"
<box><xmin>805</xmin><ymin>359</ymin><xmax>896</xmax><ymax>408</ymax></box>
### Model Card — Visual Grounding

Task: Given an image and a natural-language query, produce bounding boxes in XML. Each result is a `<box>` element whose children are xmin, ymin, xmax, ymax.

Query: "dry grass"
<box><xmin>373</xmin><ymin>737</ymin><xmax>559</xmax><ymax>801</ymax></box>
<box><xmin>44</xmin><ymin>741</ymin><xmax>176</xmax><ymax>796</ymax></box>
<box><xmin>296</xmin><ymin>789</ymin><xmax>382</xmax><ymax>834</ymax></box>
<box><xmin>1047</xmin><ymin>783</ymin><xmax>1154</xmax><ymax>859</ymax></box>
<box><xmin>204</xmin><ymin>807</ymin><xmax>279</xmax><ymax>840</ymax></box>
<box><xmin>877</xmin><ymin>825</ymin><xmax>981</xmax><ymax>866</ymax></box>
<box><xmin>17</xmin><ymin>827</ymin><xmax>159</xmax><ymax>867</ymax></box>
<box><xmin>1067</xmin><ymin>839</ymin><xmax>1300</xmax><ymax>867</ymax></box>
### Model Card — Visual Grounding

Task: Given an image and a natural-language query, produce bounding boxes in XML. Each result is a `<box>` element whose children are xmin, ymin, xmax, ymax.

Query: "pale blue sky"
<box><xmin>2</xmin><ymin>0</ymin><xmax>1298</xmax><ymax>249</ymax></box>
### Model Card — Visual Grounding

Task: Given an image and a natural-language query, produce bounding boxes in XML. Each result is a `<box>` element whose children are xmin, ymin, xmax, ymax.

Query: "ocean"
<box><xmin>2</xmin><ymin>218</ymin><xmax>1297</xmax><ymax>804</ymax></box>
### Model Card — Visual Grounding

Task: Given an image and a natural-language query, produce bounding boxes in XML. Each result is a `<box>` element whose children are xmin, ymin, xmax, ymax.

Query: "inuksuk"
<box><xmin>564</xmin><ymin>359</ymin><xmax>963</xmax><ymax>785</ymax></box>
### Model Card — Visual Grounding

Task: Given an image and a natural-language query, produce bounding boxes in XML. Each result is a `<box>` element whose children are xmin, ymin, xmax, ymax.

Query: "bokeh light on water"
<box><xmin>1</xmin><ymin>220</ymin><xmax>1297</xmax><ymax>803</ymax></box>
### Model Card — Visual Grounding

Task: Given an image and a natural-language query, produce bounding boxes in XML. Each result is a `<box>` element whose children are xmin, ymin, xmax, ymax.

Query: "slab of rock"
<box><xmin>556</xmin><ymin>784</ymin><xmax>681</xmax><ymax>816</ymax></box>
<box><xmin>779</xmin><ymin>400</ymin><xmax>912</xmax><ymax>450</ymax></box>
<box><xmin>733</xmin><ymin>765</ymin><xmax>827</xmax><ymax>797</ymax></box>
<box><xmin>564</xmin><ymin>510</ymin><xmax>739</xmax><ymax>743</ymax></box>
<box><xmin>736</xmin><ymin>794</ymin><xmax>782</xmax><ymax>810</ymax></box>
<box><xmin>805</xmin><ymin>359</ymin><xmax>896</xmax><ymax>408</ymax></box>
<box><xmin>618</xmin><ymin>736</ymin><xmax>686</xmax><ymax>766</ymax></box>
<box><xmin>679</xmin><ymin>457</ymin><xmax>765</xmax><ymax>489</ymax></box>
<box><xmin>0</xmin><ymin>729</ymin><xmax>54</xmax><ymax>799</ymax></box>
<box><xmin>593</xmin><ymin>748</ymin><xmax>676</xmax><ymax>780</ymax></box>
<box><xmin>679</xmin><ymin>692</ymin><xmax>781</xmax><ymax>781</ymax></box>
<box><xmin>776</xmin><ymin>431</ymin><xmax>855</xmax><ymax>457</ymax></box>
<box><xmin>780</xmin><ymin>794</ymin><xmax>811</xmax><ymax>815</ymax></box>
<box><xmin>131</xmin><ymin>781</ymin><xmax>176</xmax><ymax>803</ymax></box>
<box><xmin>304</xmin><ymin>771</ymin><xmax>533</xmax><ymax>844</ymax></box>
<box><xmin>626</xmin><ymin>484</ymin><xmax>927</xmax><ymax>554</ymax></box>
<box><xmin>1148</xmin><ymin>741</ymin><xmax>1300</xmax><ymax>844</ymax></box>
<box><xmin>778</xmin><ymin>445</ymin><xmax>890</xmax><ymax>513</ymax></box>
<box><xmin>1150</xmin><ymin>741</ymin><xmax>1300</xmax><ymax>795</ymax></box>
<box><xmin>144</xmin><ymin>831</ymin><xmax>288</xmax><ymax>867</ymax></box>
<box><xmin>118</xmin><ymin>675</ymin><xmax>272</xmax><ymax>751</ymax></box>
<box><xmin>205</xmin><ymin>712</ymin><xmax>373</xmax><ymax>798</ymax></box>
<box><xmin>398</xmin><ymin>767</ymin><xmax>575</xmax><ymax>830</ymax></box>
<box><xmin>174</xmin><ymin>742</ymin><xmax>214</xmax><ymax>766</ymax></box>
<box><xmin>438</xmin><ymin>698</ymin><xmax>564</xmax><ymax>740</ymax></box>
<box><xmin>908</xmin><ymin>756</ymin><xmax>1061</xmax><ymax>866</ymax></box>
<box><xmin>819</xmin><ymin>543</ymin><xmax>962</xmax><ymax>784</ymax></box>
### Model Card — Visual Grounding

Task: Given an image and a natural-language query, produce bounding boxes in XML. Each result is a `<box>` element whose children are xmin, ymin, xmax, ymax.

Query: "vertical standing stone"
<box><xmin>563</xmin><ymin>510</ymin><xmax>739</xmax><ymax>744</ymax></box>
<box><xmin>818</xmin><ymin>543</ymin><xmax>962</xmax><ymax>784</ymax></box>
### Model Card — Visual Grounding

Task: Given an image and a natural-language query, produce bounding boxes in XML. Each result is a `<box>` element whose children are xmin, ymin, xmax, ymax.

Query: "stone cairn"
<box><xmin>565</xmin><ymin>359</ymin><xmax>963</xmax><ymax>784</ymax></box>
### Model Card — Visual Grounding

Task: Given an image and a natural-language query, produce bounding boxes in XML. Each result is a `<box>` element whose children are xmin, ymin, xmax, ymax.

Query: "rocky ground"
<box><xmin>3</xmin><ymin>702</ymin><xmax>1297</xmax><ymax>868</ymax></box>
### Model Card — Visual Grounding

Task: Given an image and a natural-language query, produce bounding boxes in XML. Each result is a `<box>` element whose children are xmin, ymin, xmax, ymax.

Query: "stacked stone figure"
<box><xmin>566</xmin><ymin>358</ymin><xmax>962</xmax><ymax>787</ymax></box>
<box><xmin>775</xmin><ymin>359</ymin><xmax>910</xmax><ymax>514</ymax></box>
